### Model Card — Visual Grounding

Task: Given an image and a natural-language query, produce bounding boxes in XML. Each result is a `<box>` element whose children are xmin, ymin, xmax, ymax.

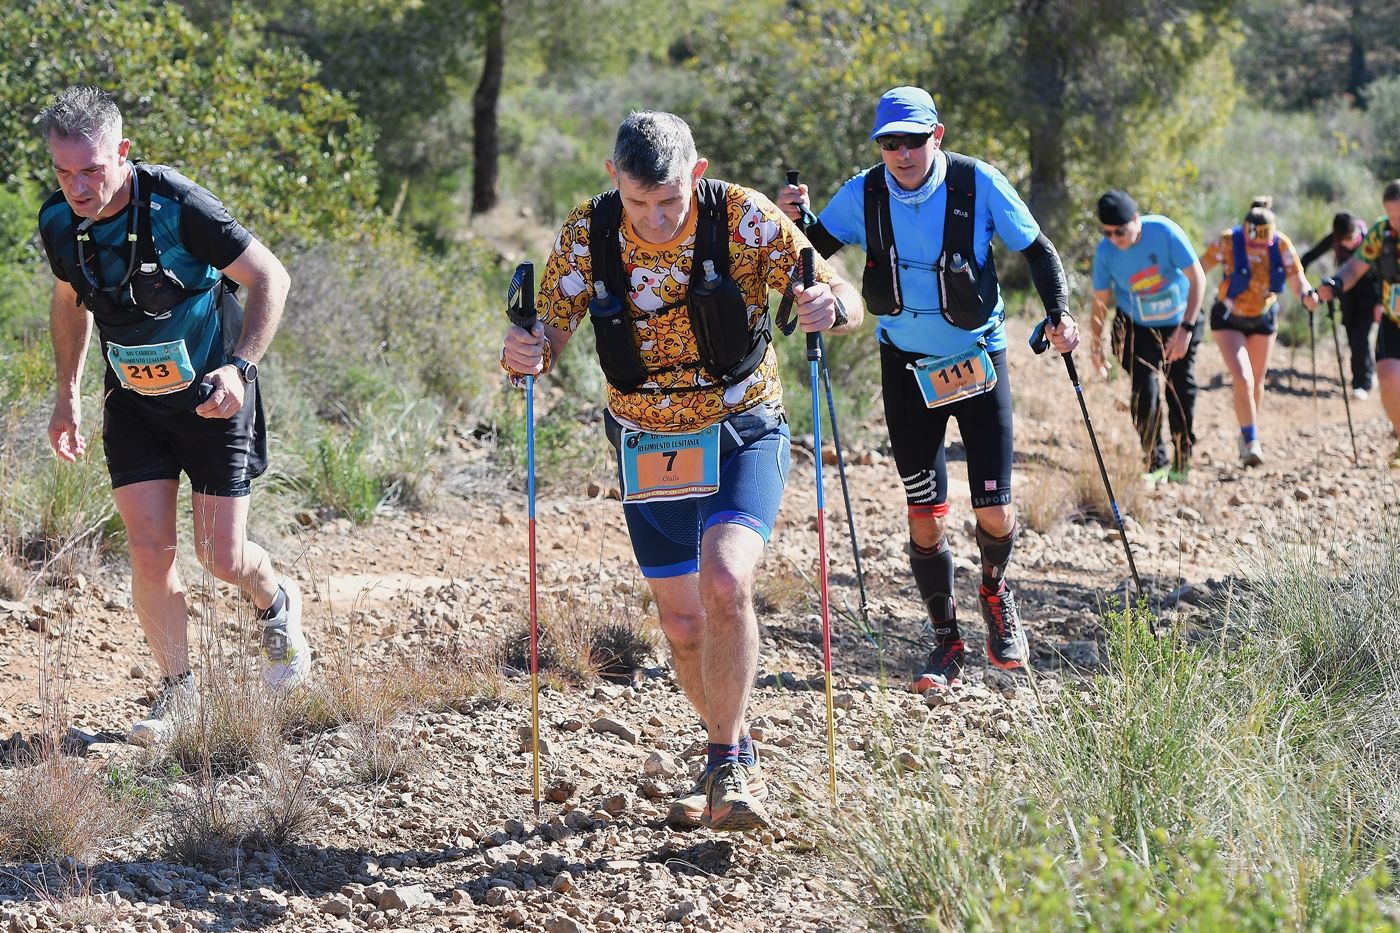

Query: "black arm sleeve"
<box><xmin>805</xmin><ymin>220</ymin><xmax>845</xmax><ymax>260</ymax></box>
<box><xmin>1299</xmin><ymin>233</ymin><xmax>1333</xmax><ymax>271</ymax></box>
<box><xmin>1021</xmin><ymin>233</ymin><xmax>1068</xmax><ymax>318</ymax></box>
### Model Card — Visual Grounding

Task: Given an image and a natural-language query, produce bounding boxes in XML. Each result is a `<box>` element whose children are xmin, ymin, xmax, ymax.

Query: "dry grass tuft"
<box><xmin>1067</xmin><ymin>421</ymin><xmax>1145</xmax><ymax>522</ymax></box>
<box><xmin>0</xmin><ymin>753</ymin><xmax>134</xmax><ymax>862</ymax></box>
<box><xmin>348</xmin><ymin>712</ymin><xmax>419</xmax><ymax>785</ymax></box>
<box><xmin>1018</xmin><ymin>470</ymin><xmax>1073</xmax><ymax>533</ymax></box>
<box><xmin>163</xmin><ymin>665</ymin><xmax>288</xmax><ymax>777</ymax></box>
<box><xmin>504</xmin><ymin>586</ymin><xmax>661</xmax><ymax>686</ymax></box>
<box><xmin>165</xmin><ymin>756</ymin><xmax>321</xmax><ymax>867</ymax></box>
<box><xmin>388</xmin><ymin>643</ymin><xmax>503</xmax><ymax>711</ymax></box>
<box><xmin>754</xmin><ymin>565</ymin><xmax>813</xmax><ymax>615</ymax></box>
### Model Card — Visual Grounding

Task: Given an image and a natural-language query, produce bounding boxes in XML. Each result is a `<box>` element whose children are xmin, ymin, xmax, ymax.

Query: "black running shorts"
<box><xmin>1377</xmin><ymin>315</ymin><xmax>1400</xmax><ymax>362</ymax></box>
<box><xmin>1209</xmin><ymin>300</ymin><xmax>1278</xmax><ymax>336</ymax></box>
<box><xmin>880</xmin><ymin>341</ymin><xmax>1013</xmax><ymax>510</ymax></box>
<box><xmin>102</xmin><ymin>380</ymin><xmax>268</xmax><ymax>497</ymax></box>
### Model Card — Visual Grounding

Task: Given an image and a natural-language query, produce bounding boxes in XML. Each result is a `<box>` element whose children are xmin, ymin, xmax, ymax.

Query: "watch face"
<box><xmin>236</xmin><ymin>359</ymin><xmax>258</xmax><ymax>383</ymax></box>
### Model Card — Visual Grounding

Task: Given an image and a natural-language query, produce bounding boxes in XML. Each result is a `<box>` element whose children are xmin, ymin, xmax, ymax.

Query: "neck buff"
<box><xmin>886</xmin><ymin>150</ymin><xmax>947</xmax><ymax>207</ymax></box>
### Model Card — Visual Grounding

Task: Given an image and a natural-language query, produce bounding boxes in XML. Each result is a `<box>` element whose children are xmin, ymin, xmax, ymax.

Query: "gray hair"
<box><xmin>612</xmin><ymin>111</ymin><xmax>697</xmax><ymax>187</ymax></box>
<box><xmin>38</xmin><ymin>85</ymin><xmax>123</xmax><ymax>148</ymax></box>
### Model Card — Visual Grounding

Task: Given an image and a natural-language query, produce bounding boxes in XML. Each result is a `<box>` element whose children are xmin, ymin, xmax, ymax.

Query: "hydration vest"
<box><xmin>805</xmin><ymin>151</ymin><xmax>999</xmax><ymax>329</ymax></box>
<box><xmin>69</xmin><ymin>163</ymin><xmax>222</xmax><ymax>323</ymax></box>
<box><xmin>1225</xmin><ymin>226</ymin><xmax>1286</xmax><ymax>298</ymax></box>
<box><xmin>587</xmin><ymin>179</ymin><xmax>770</xmax><ymax>394</ymax></box>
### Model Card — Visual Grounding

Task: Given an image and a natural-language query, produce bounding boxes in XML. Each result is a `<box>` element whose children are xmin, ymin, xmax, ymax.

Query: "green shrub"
<box><xmin>837</xmin><ymin>522</ymin><xmax>1400</xmax><ymax>930</ymax></box>
<box><xmin>1366</xmin><ymin>75</ymin><xmax>1400</xmax><ymax>181</ymax></box>
<box><xmin>308</xmin><ymin>428</ymin><xmax>382</xmax><ymax>524</ymax></box>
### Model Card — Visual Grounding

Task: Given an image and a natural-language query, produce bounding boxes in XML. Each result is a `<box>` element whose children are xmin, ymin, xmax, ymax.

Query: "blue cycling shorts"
<box><xmin>608</xmin><ymin>402</ymin><xmax>791</xmax><ymax>579</ymax></box>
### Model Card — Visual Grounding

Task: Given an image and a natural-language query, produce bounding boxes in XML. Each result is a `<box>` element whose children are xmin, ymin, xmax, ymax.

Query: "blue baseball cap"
<box><xmin>870</xmin><ymin>86</ymin><xmax>939</xmax><ymax>140</ymax></box>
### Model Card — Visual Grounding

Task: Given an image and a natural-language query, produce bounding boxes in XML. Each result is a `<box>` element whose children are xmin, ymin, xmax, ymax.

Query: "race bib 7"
<box><xmin>620</xmin><ymin>425</ymin><xmax>721</xmax><ymax>503</ymax></box>
<box><xmin>106</xmin><ymin>340</ymin><xmax>196</xmax><ymax>396</ymax></box>
<box><xmin>909</xmin><ymin>343</ymin><xmax>997</xmax><ymax>409</ymax></box>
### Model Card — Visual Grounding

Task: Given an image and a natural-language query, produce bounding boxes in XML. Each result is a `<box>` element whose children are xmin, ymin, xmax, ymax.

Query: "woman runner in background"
<box><xmin>1199</xmin><ymin>197</ymin><xmax>1319</xmax><ymax>467</ymax></box>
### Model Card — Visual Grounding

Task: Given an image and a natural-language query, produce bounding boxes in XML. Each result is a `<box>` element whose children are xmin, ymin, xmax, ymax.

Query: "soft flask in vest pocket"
<box><xmin>938</xmin><ymin>251</ymin><xmax>1000</xmax><ymax>330</ymax></box>
<box><xmin>688</xmin><ymin>259</ymin><xmax>755</xmax><ymax>385</ymax></box>
<box><xmin>588</xmin><ymin>281</ymin><xmax>650</xmax><ymax>392</ymax></box>
<box><xmin>129</xmin><ymin>262</ymin><xmax>191</xmax><ymax>316</ymax></box>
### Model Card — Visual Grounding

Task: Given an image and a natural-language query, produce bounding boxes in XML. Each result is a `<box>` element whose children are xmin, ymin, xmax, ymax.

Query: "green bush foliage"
<box><xmin>839</xmin><ymin>530</ymin><xmax>1400</xmax><ymax>930</ymax></box>
<box><xmin>0</xmin><ymin>0</ymin><xmax>378</xmax><ymax>241</ymax></box>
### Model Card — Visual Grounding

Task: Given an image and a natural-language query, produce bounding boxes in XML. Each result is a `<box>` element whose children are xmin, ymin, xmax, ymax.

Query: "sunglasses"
<box><xmin>1101</xmin><ymin>225</ymin><xmax>1131</xmax><ymax>239</ymax></box>
<box><xmin>876</xmin><ymin>133</ymin><xmax>932</xmax><ymax>152</ymax></box>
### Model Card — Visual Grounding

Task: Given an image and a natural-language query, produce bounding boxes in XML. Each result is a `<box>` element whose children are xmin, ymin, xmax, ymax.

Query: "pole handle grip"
<box><xmin>507</xmin><ymin>261</ymin><xmax>537</xmax><ymax>331</ymax></box>
<box><xmin>801</xmin><ymin>247</ymin><xmax>821</xmax><ymax>358</ymax></box>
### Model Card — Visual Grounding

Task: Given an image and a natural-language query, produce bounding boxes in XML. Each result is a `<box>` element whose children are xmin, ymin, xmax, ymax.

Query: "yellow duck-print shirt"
<box><xmin>534</xmin><ymin>182</ymin><xmax>837</xmax><ymax>433</ymax></box>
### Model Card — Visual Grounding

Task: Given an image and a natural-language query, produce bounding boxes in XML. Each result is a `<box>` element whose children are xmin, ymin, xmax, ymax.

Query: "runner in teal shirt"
<box><xmin>37</xmin><ymin>86</ymin><xmax>311</xmax><ymax>745</ymax></box>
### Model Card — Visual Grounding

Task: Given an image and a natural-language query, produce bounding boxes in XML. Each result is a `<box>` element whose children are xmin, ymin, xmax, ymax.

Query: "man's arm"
<box><xmin>218</xmin><ymin>237</ymin><xmax>290</xmax><ymax>364</ymax></box>
<box><xmin>1298</xmin><ymin>233</ymin><xmax>1332</xmax><ymax>271</ymax></box>
<box><xmin>1020</xmin><ymin>234</ymin><xmax>1079</xmax><ymax>352</ymax></box>
<box><xmin>1316</xmin><ymin>255</ymin><xmax>1371</xmax><ymax>302</ymax></box>
<box><xmin>48</xmin><ymin>278</ymin><xmax>92</xmax><ymax>461</ymax></box>
<box><xmin>195</xmin><ymin>237</ymin><xmax>290</xmax><ymax>419</ymax></box>
<box><xmin>1184</xmin><ymin>259</ymin><xmax>1207</xmax><ymax>321</ymax></box>
<box><xmin>1162</xmin><ymin>259</ymin><xmax>1207</xmax><ymax>363</ymax></box>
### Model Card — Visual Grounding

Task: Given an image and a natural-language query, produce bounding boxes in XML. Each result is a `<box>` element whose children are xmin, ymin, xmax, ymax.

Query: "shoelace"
<box><xmin>984</xmin><ymin>588</ymin><xmax>1020</xmax><ymax>639</ymax></box>
<box><xmin>925</xmin><ymin>640</ymin><xmax>964</xmax><ymax>673</ymax></box>
<box><xmin>710</xmin><ymin>764</ymin><xmax>747</xmax><ymax>797</ymax></box>
<box><xmin>261</xmin><ymin>627</ymin><xmax>290</xmax><ymax>661</ymax></box>
<box><xmin>150</xmin><ymin>675</ymin><xmax>192</xmax><ymax>717</ymax></box>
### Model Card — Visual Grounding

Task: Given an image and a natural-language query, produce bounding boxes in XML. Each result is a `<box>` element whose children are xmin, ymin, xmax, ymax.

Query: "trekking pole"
<box><xmin>1309</xmin><ymin>302</ymin><xmax>1319</xmax><ymax>426</ymax></box>
<box><xmin>800</xmin><ymin>246</ymin><xmax>838</xmax><ymax>805</ymax></box>
<box><xmin>1030</xmin><ymin>312</ymin><xmax>1150</xmax><ymax>630</ymax></box>
<box><xmin>1329</xmin><ymin>299</ymin><xmax>1360</xmax><ymax>465</ymax></box>
<box><xmin>785</xmin><ymin>170</ymin><xmax>877</xmax><ymax>648</ymax></box>
<box><xmin>506</xmin><ymin>261</ymin><xmax>542</xmax><ymax>820</ymax></box>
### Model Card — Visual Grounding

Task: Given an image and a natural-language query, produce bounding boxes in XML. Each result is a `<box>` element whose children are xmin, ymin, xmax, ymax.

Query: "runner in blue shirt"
<box><xmin>1089</xmin><ymin>190</ymin><xmax>1207</xmax><ymax>484</ymax></box>
<box><xmin>37</xmin><ymin>86</ymin><xmax>311</xmax><ymax>745</ymax></box>
<box><xmin>778</xmin><ymin>86</ymin><xmax>1079</xmax><ymax>693</ymax></box>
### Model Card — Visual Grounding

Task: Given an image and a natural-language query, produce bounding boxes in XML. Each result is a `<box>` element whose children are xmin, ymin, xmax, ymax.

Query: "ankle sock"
<box><xmin>258</xmin><ymin>585</ymin><xmax>287</xmax><ymax>621</ymax></box>
<box><xmin>1240</xmin><ymin>424</ymin><xmax>1257</xmax><ymax>443</ymax></box>
<box><xmin>705</xmin><ymin>742</ymin><xmax>742</xmax><ymax>775</ymax></box>
<box><xmin>737</xmin><ymin>734</ymin><xmax>756</xmax><ymax>767</ymax></box>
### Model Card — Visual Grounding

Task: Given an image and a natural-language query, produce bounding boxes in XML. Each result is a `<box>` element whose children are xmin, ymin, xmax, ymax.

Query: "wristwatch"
<box><xmin>231</xmin><ymin>356</ymin><xmax>259</xmax><ymax>384</ymax></box>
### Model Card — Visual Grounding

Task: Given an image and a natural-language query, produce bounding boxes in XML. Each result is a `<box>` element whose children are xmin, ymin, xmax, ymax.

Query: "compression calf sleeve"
<box><xmin>908</xmin><ymin>537</ymin><xmax>958</xmax><ymax>640</ymax></box>
<box><xmin>975</xmin><ymin>521</ymin><xmax>1018</xmax><ymax>591</ymax></box>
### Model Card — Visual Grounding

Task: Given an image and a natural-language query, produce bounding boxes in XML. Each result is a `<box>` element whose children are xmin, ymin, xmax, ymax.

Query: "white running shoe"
<box><xmin>260</xmin><ymin>580</ymin><xmax>311</xmax><ymax>688</ymax></box>
<box><xmin>1239</xmin><ymin>437</ymin><xmax>1264</xmax><ymax>467</ymax></box>
<box><xmin>129</xmin><ymin>671</ymin><xmax>197</xmax><ymax>747</ymax></box>
<box><xmin>1353</xmin><ymin>387</ymin><xmax>1369</xmax><ymax>400</ymax></box>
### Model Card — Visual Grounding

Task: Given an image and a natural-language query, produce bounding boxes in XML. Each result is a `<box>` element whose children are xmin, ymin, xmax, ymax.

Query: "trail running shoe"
<box><xmin>980</xmin><ymin>583</ymin><xmax>1028</xmax><ymax>671</ymax></box>
<box><xmin>667</xmin><ymin>750</ymin><xmax>768</xmax><ymax>829</ymax></box>
<box><xmin>260</xmin><ymin>580</ymin><xmax>311</xmax><ymax>688</ymax></box>
<box><xmin>911</xmin><ymin>639</ymin><xmax>966</xmax><ymax>693</ymax></box>
<box><xmin>1353</xmin><ymin>387</ymin><xmax>1369</xmax><ymax>400</ymax></box>
<box><xmin>1239</xmin><ymin>437</ymin><xmax>1264</xmax><ymax>468</ymax></box>
<box><xmin>704</xmin><ymin>761</ymin><xmax>772</xmax><ymax>832</ymax></box>
<box><xmin>129</xmin><ymin>671</ymin><xmax>196</xmax><ymax>747</ymax></box>
<box><xmin>1142</xmin><ymin>465</ymin><xmax>1170</xmax><ymax>488</ymax></box>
